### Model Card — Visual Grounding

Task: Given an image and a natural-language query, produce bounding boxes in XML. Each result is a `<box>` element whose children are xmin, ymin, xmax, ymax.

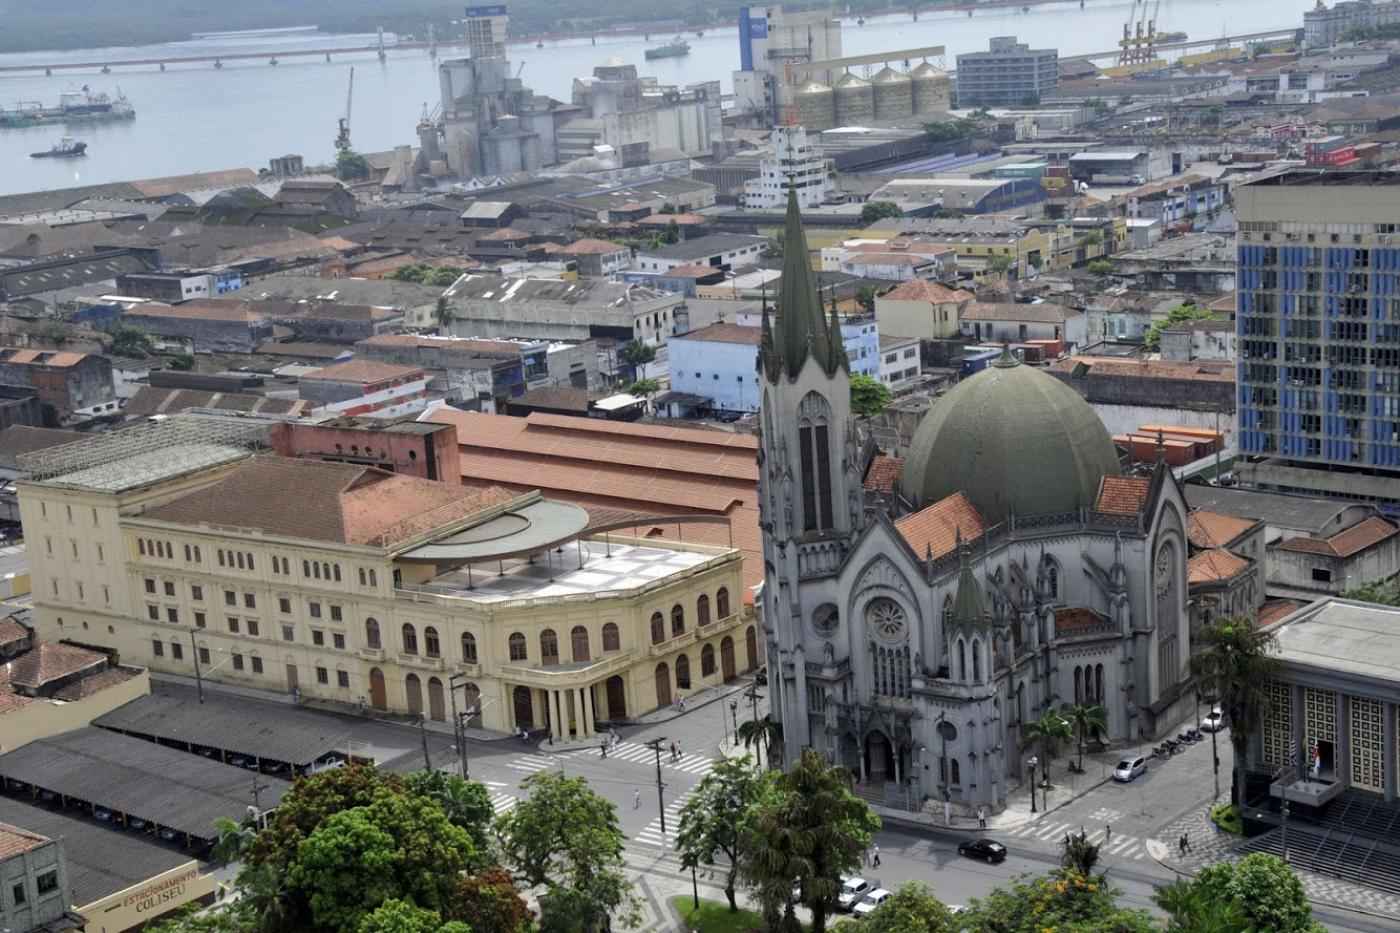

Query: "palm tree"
<box><xmin>1061</xmin><ymin>703</ymin><xmax>1109</xmax><ymax>772</ymax></box>
<box><xmin>1022</xmin><ymin>708</ymin><xmax>1073</xmax><ymax>788</ymax></box>
<box><xmin>738</xmin><ymin>714</ymin><xmax>783</xmax><ymax>769</ymax></box>
<box><xmin>1190</xmin><ymin>615</ymin><xmax>1280</xmax><ymax>806</ymax></box>
<box><xmin>1154</xmin><ymin>876</ymin><xmax>1250</xmax><ymax>931</ymax></box>
<box><xmin>433</xmin><ymin>294</ymin><xmax>451</xmax><ymax>331</ymax></box>
<box><xmin>211</xmin><ymin>811</ymin><xmax>258</xmax><ymax>864</ymax></box>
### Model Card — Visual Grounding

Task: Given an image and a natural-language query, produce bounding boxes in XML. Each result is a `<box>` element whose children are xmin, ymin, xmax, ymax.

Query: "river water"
<box><xmin>0</xmin><ymin>0</ymin><xmax>1312</xmax><ymax>197</ymax></box>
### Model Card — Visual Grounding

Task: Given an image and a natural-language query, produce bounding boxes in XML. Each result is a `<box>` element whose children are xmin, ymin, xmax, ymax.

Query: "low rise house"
<box><xmin>1159</xmin><ymin>319</ymin><xmax>1236</xmax><ymax>363</ymax></box>
<box><xmin>554</xmin><ymin>238</ymin><xmax>632</xmax><ymax>278</ymax></box>
<box><xmin>1124</xmin><ymin>174</ymin><xmax>1227</xmax><ymax>229</ymax></box>
<box><xmin>667</xmin><ymin>323</ymin><xmax>763</xmax><ymax>415</ymax></box>
<box><xmin>874</xmin><ymin>278</ymin><xmax>971</xmax><ymax>340</ymax></box>
<box><xmin>878</xmin><ymin>334</ymin><xmax>922</xmax><ymax>386</ymax></box>
<box><xmin>1047</xmin><ymin>355</ymin><xmax>1235</xmax><ymax>445</ymax></box>
<box><xmin>298</xmin><ymin>360</ymin><xmax>429</xmax><ymax>419</ymax></box>
<box><xmin>442</xmin><ymin>274</ymin><xmax>684</xmax><ymax>345</ymax></box>
<box><xmin>0</xmin><ymin>349</ymin><xmax>115</xmax><ymax>420</ymax></box>
<box><xmin>1270</xmin><ymin>516</ymin><xmax>1400</xmax><ymax>600</ymax></box>
<box><xmin>960</xmin><ymin>301</ymin><xmax>1083</xmax><ymax>347</ymax></box>
<box><xmin>633</xmin><ymin>234</ymin><xmax>767</xmax><ymax>274</ymax></box>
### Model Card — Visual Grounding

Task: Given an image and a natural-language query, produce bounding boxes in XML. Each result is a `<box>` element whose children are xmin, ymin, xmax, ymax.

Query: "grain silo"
<box><xmin>832</xmin><ymin>72</ymin><xmax>874</xmax><ymax>127</ymax></box>
<box><xmin>793</xmin><ymin>81</ymin><xmax>836</xmax><ymax>132</ymax></box>
<box><xmin>871</xmin><ymin>66</ymin><xmax>914</xmax><ymax>120</ymax></box>
<box><xmin>911</xmin><ymin>62</ymin><xmax>951</xmax><ymax>115</ymax></box>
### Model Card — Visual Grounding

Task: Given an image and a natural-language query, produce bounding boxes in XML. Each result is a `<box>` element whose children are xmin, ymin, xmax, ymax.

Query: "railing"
<box><xmin>650</xmin><ymin>627</ymin><xmax>699</xmax><ymax>656</ymax></box>
<box><xmin>498</xmin><ymin>651</ymin><xmax>635</xmax><ymax>685</ymax></box>
<box><xmin>797</xmin><ymin>540</ymin><xmax>841</xmax><ymax>578</ymax></box>
<box><xmin>397</xmin><ymin>652</ymin><xmax>446</xmax><ymax>671</ymax></box>
<box><xmin>357</xmin><ymin>647</ymin><xmax>385</xmax><ymax>662</ymax></box>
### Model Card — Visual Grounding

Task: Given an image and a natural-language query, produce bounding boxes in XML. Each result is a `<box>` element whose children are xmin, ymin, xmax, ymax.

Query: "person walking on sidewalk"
<box><xmin>871</xmin><ymin>845</ymin><xmax>881</xmax><ymax>868</ymax></box>
<box><xmin>977</xmin><ymin>806</ymin><xmax>987</xmax><ymax>829</ymax></box>
<box><xmin>1183</xmin><ymin>832</ymin><xmax>1191</xmax><ymax>853</ymax></box>
<box><xmin>634</xmin><ymin>789</ymin><xmax>641</xmax><ymax>810</ymax></box>
<box><xmin>676</xmin><ymin>740</ymin><xmax>684</xmax><ymax>760</ymax></box>
<box><xmin>1104</xmin><ymin>824</ymin><xmax>1112</xmax><ymax>846</ymax></box>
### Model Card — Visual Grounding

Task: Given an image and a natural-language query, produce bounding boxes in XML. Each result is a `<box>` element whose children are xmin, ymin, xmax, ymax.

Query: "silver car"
<box><xmin>838</xmin><ymin>876</ymin><xmax>872</xmax><ymax>911</ymax></box>
<box><xmin>1113</xmin><ymin>756</ymin><xmax>1147</xmax><ymax>782</ymax></box>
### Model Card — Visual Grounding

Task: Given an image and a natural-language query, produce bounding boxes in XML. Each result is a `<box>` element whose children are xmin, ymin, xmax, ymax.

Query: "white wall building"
<box><xmin>744</xmin><ymin>125</ymin><xmax>833</xmax><ymax>209</ymax></box>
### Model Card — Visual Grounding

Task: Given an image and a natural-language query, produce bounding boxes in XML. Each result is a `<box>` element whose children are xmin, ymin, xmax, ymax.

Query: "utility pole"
<box><xmin>645</xmin><ymin>737</ymin><xmax>668</xmax><ymax>836</ymax></box>
<box><xmin>419</xmin><ymin>715</ymin><xmax>432</xmax><ymax>772</ymax></box>
<box><xmin>190</xmin><ymin>631</ymin><xmax>204</xmax><ymax>704</ymax></box>
<box><xmin>251</xmin><ymin>776</ymin><xmax>271</xmax><ymax>828</ymax></box>
<box><xmin>449</xmin><ymin>673</ymin><xmax>471</xmax><ymax>778</ymax></box>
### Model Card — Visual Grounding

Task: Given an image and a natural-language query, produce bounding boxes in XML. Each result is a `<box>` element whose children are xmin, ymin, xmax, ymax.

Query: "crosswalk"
<box><xmin>633</xmin><ymin>790</ymin><xmax>694</xmax><ymax>848</ymax></box>
<box><xmin>503</xmin><ymin>752</ymin><xmax>556</xmax><ymax>774</ymax></box>
<box><xmin>1002</xmin><ymin>819</ymin><xmax>1157</xmax><ymax>860</ymax></box>
<box><xmin>562</xmin><ymin>740</ymin><xmax>716</xmax><ymax>777</ymax></box>
<box><xmin>489</xmin><ymin>790</ymin><xmax>517</xmax><ymax>815</ymax></box>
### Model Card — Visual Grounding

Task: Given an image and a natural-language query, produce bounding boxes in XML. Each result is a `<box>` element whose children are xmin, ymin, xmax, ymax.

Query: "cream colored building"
<box><xmin>17</xmin><ymin>419</ymin><xmax>757</xmax><ymax>736</ymax></box>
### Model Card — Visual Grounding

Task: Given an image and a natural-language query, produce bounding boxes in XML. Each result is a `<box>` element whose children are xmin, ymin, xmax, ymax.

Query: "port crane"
<box><xmin>335</xmin><ymin>67</ymin><xmax>354</xmax><ymax>151</ymax></box>
<box><xmin>1118</xmin><ymin>0</ymin><xmax>1162</xmax><ymax>67</ymax></box>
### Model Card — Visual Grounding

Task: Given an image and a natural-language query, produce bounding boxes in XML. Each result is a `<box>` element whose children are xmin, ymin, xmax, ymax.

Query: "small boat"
<box><xmin>645</xmin><ymin>37</ymin><xmax>691</xmax><ymax>60</ymax></box>
<box><xmin>536</xmin><ymin>40</ymin><xmax>544</xmax><ymax>48</ymax></box>
<box><xmin>857</xmin><ymin>16</ymin><xmax>865</xmax><ymax>25</ymax></box>
<box><xmin>31</xmin><ymin>134</ymin><xmax>87</xmax><ymax>158</ymax></box>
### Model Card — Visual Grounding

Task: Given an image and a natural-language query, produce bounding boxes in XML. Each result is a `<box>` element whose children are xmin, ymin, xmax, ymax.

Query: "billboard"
<box><xmin>466</xmin><ymin>5</ymin><xmax>508</xmax><ymax>16</ymax></box>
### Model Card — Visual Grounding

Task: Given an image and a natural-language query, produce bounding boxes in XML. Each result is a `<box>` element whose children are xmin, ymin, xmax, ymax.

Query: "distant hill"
<box><xmin>0</xmin><ymin>0</ymin><xmax>755</xmax><ymax>53</ymax></box>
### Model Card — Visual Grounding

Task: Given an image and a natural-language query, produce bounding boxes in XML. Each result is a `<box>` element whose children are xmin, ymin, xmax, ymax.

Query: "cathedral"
<box><xmin>757</xmin><ymin>194</ymin><xmax>1194</xmax><ymax>812</ymax></box>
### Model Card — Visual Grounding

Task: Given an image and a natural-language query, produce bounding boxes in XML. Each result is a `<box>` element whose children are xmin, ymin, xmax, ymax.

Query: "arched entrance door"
<box><xmin>720</xmin><ymin>636</ymin><xmax>736</xmax><ymax>681</ymax></box>
<box><xmin>405</xmin><ymin>674</ymin><xmax>423</xmax><ymax>717</ymax></box>
<box><xmin>427</xmin><ymin>677</ymin><xmax>446</xmax><ymax>721</ymax></box>
<box><xmin>512</xmin><ymin>685</ymin><xmax>534</xmax><ymax>730</ymax></box>
<box><xmin>745</xmin><ymin>626</ymin><xmax>758</xmax><ymax>671</ymax></box>
<box><xmin>463</xmin><ymin>683</ymin><xmax>482</xmax><ymax>727</ymax></box>
<box><xmin>655</xmin><ymin>662</ymin><xmax>672</xmax><ymax>709</ymax></box>
<box><xmin>368</xmin><ymin>668</ymin><xmax>387</xmax><ymax>710</ymax></box>
<box><xmin>606</xmin><ymin>675</ymin><xmax>627</xmax><ymax>720</ymax></box>
<box><xmin>864</xmin><ymin>732</ymin><xmax>894</xmax><ymax>782</ymax></box>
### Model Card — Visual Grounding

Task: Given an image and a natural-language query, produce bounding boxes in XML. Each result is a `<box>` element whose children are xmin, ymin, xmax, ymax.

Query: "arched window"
<box><xmin>697</xmin><ymin>594</ymin><xmax>711</xmax><ymax>626</ymax></box>
<box><xmin>322</xmin><ymin>563</ymin><xmax>331</xmax><ymax>580</ymax></box>
<box><xmin>333</xmin><ymin>565</ymin><xmax>341</xmax><ymax>582</ymax></box>
<box><xmin>194</xmin><ymin>546</ymin><xmax>201</xmax><ymax>563</ymax></box>
<box><xmin>571</xmin><ymin>625</ymin><xmax>590</xmax><ymax>662</ymax></box>
<box><xmin>365</xmin><ymin>618</ymin><xmax>381</xmax><ymax>649</ymax></box>
<box><xmin>313</xmin><ymin>563</ymin><xmax>321</xmax><ymax>579</ymax></box>
<box><xmin>184</xmin><ymin>545</ymin><xmax>191</xmax><ymax>561</ymax></box>
<box><xmin>1096</xmin><ymin>664</ymin><xmax>1105</xmax><ymax>705</ymax></box>
<box><xmin>369</xmin><ymin>570</ymin><xmax>377</xmax><ymax>587</ymax></box>
<box><xmin>1043</xmin><ymin>556</ymin><xmax>1061</xmax><ymax>602</ymax></box>
<box><xmin>602</xmin><ymin>622</ymin><xmax>620</xmax><ymax>651</ymax></box>
<box><xmin>540</xmin><ymin>629</ymin><xmax>559</xmax><ymax>664</ymax></box>
<box><xmin>359</xmin><ymin>568</ymin><xmax>367</xmax><ymax>586</ymax></box>
<box><xmin>508</xmin><ymin>632</ymin><xmax>527</xmax><ymax>661</ymax></box>
<box><xmin>303</xmin><ymin>560</ymin><xmax>311</xmax><ymax>577</ymax></box>
<box><xmin>237</xmin><ymin>552</ymin><xmax>245</xmax><ymax>569</ymax></box>
<box><xmin>972</xmin><ymin>638</ymin><xmax>982</xmax><ymax>683</ymax></box>
<box><xmin>716</xmin><ymin>587</ymin><xmax>731</xmax><ymax>618</ymax></box>
<box><xmin>676</xmin><ymin>653</ymin><xmax>692</xmax><ymax>689</ymax></box>
<box><xmin>461</xmin><ymin>632</ymin><xmax>478</xmax><ymax>662</ymax></box>
<box><xmin>650</xmin><ymin>612</ymin><xmax>665</xmax><ymax>645</ymax></box>
<box><xmin>424</xmin><ymin>626</ymin><xmax>441</xmax><ymax>658</ymax></box>
<box><xmin>957</xmin><ymin>639</ymin><xmax>966</xmax><ymax>682</ymax></box>
<box><xmin>401</xmin><ymin>623</ymin><xmax>418</xmax><ymax>655</ymax></box>
<box><xmin>797</xmin><ymin>391</ymin><xmax>834</xmax><ymax>531</ymax></box>
<box><xmin>950</xmin><ymin>759</ymin><xmax>961</xmax><ymax>786</ymax></box>
<box><xmin>671</xmin><ymin>604</ymin><xmax>685</xmax><ymax>637</ymax></box>
<box><xmin>139</xmin><ymin>539</ymin><xmax>146</xmax><ymax>556</ymax></box>
<box><xmin>941</xmin><ymin>595</ymin><xmax>953</xmax><ymax>627</ymax></box>
<box><xmin>701</xmin><ymin>643</ymin><xmax>716</xmax><ymax>676</ymax></box>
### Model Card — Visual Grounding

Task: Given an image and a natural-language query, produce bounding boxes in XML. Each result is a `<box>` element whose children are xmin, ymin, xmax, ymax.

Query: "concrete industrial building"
<box><xmin>1234</xmin><ymin>171</ymin><xmax>1400</xmax><ymax>506</ymax></box>
<box><xmin>441</xmin><ymin>274</ymin><xmax>685</xmax><ymax>345</ymax></box>
<box><xmin>733</xmin><ymin>4</ymin><xmax>843</xmax><ymax>123</ymax></box>
<box><xmin>16</xmin><ymin>419</ymin><xmax>758</xmax><ymax>736</ymax></box>
<box><xmin>956</xmin><ymin>37</ymin><xmax>1059</xmax><ymax>109</ymax></box>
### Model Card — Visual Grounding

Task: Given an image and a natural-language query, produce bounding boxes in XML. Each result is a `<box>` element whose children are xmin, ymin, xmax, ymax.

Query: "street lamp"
<box><xmin>1204</xmin><ymin>692</ymin><xmax>1222</xmax><ymax>801</ymax></box>
<box><xmin>729</xmin><ymin>700</ymin><xmax>739</xmax><ymax>748</ymax></box>
<box><xmin>1028</xmin><ymin>756</ymin><xmax>1039</xmax><ymax>813</ymax></box>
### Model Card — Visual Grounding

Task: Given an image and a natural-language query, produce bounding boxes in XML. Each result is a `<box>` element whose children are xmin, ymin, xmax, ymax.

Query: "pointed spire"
<box><xmin>773</xmin><ymin>189</ymin><xmax>842</xmax><ymax>378</ymax></box>
<box><xmin>951</xmin><ymin>543</ymin><xmax>986</xmax><ymax>634</ymax></box>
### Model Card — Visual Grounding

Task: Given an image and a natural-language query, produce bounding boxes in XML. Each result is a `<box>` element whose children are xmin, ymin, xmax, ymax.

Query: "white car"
<box><xmin>1201</xmin><ymin>708</ymin><xmax>1226</xmax><ymax>732</ymax></box>
<box><xmin>1113</xmin><ymin>756</ymin><xmax>1147</xmax><ymax>782</ymax></box>
<box><xmin>838</xmin><ymin>876</ymin><xmax>873</xmax><ymax>912</ymax></box>
<box><xmin>852</xmin><ymin>888</ymin><xmax>892</xmax><ymax>919</ymax></box>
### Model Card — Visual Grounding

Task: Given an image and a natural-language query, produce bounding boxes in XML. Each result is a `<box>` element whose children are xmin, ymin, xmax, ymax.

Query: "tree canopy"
<box><xmin>392</xmin><ymin>263</ymin><xmax>463</xmax><ymax>287</ymax></box>
<box><xmin>1189</xmin><ymin>616</ymin><xmax>1279</xmax><ymax>805</ymax></box>
<box><xmin>1144</xmin><ymin>304</ymin><xmax>1216</xmax><ymax>350</ymax></box>
<box><xmin>1341</xmin><ymin>577</ymin><xmax>1400</xmax><ymax>606</ymax></box>
<box><xmin>860</xmin><ymin>200</ymin><xmax>904</xmax><ymax>225</ymax></box>
<box><xmin>1158</xmin><ymin>852</ymin><xmax>1325</xmax><ymax>932</ymax></box>
<box><xmin>335</xmin><ymin>149</ymin><xmax>371</xmax><ymax>182</ymax></box>
<box><xmin>110</xmin><ymin>324</ymin><xmax>156</xmax><ymax>359</ymax></box>
<box><xmin>860</xmin><ymin>881</ymin><xmax>958</xmax><ymax>932</ymax></box>
<box><xmin>962</xmin><ymin>869</ymin><xmax>1156</xmax><ymax>932</ymax></box>
<box><xmin>850</xmin><ymin>373</ymin><xmax>894</xmax><ymax>418</ymax></box>
<box><xmin>676</xmin><ymin>755</ymin><xmax>762</xmax><ymax>912</ymax></box>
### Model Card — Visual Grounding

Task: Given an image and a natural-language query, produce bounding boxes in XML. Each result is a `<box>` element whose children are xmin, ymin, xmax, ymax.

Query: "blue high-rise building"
<box><xmin>1234</xmin><ymin>170</ymin><xmax>1400</xmax><ymax>507</ymax></box>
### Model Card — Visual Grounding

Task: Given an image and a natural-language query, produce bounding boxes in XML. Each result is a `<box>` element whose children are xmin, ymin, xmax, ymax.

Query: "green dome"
<box><xmin>904</xmin><ymin>349</ymin><xmax>1121</xmax><ymax>519</ymax></box>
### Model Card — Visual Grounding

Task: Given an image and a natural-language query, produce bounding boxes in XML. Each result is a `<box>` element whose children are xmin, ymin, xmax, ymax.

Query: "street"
<box><xmin>163</xmin><ymin>676</ymin><xmax>1395</xmax><ymax>932</ymax></box>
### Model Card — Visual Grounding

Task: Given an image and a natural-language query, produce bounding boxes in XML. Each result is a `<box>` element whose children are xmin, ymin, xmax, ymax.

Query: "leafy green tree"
<box><xmin>1061</xmin><ymin>703</ymin><xmax>1108</xmax><ymax>771</ymax></box>
<box><xmin>449</xmin><ymin>867</ymin><xmax>534</xmax><ymax>932</ymax></box>
<box><xmin>356</xmin><ymin>898</ymin><xmax>443</xmax><ymax>933</ymax></box>
<box><xmin>1341</xmin><ymin>578</ymin><xmax>1400</xmax><ymax>606</ymax></box>
<box><xmin>1059</xmin><ymin>827</ymin><xmax>1102</xmax><ymax>878</ymax></box>
<box><xmin>850</xmin><ymin>373</ymin><xmax>894</xmax><ymax>419</ymax></box>
<box><xmin>860</xmin><ymin>881</ymin><xmax>957</xmax><ymax>932</ymax></box>
<box><xmin>1176</xmin><ymin>853</ymin><xmax>1325</xmax><ymax>932</ymax></box>
<box><xmin>738</xmin><ymin>747</ymin><xmax>880</xmax><ymax>933</ymax></box>
<box><xmin>763</xmin><ymin>231</ymin><xmax>785</xmax><ymax>259</ymax></box>
<box><xmin>1088</xmin><ymin>259</ymin><xmax>1114</xmax><ymax>276</ymax></box>
<box><xmin>962</xmin><ymin>870</ymin><xmax>1155</xmax><ymax>932</ymax></box>
<box><xmin>986</xmin><ymin>253</ymin><xmax>1014</xmax><ymax>276</ymax></box>
<box><xmin>860</xmin><ymin>200</ymin><xmax>904</xmax><ymax>224</ymax></box>
<box><xmin>495</xmin><ymin>770</ymin><xmax>638</xmax><ymax>931</ymax></box>
<box><xmin>336</xmin><ymin>149</ymin><xmax>371</xmax><ymax>181</ymax></box>
<box><xmin>921</xmin><ymin>118</ymin><xmax>984</xmax><ymax>143</ymax></box>
<box><xmin>856</xmin><ymin>284</ymin><xmax>880</xmax><ymax>313</ymax></box>
<box><xmin>110</xmin><ymin>324</ymin><xmax>155</xmax><ymax>358</ymax></box>
<box><xmin>619</xmin><ymin>338</ymin><xmax>656</xmax><ymax>379</ymax></box>
<box><xmin>933</xmin><ymin>208</ymin><xmax>965</xmax><ymax>219</ymax></box>
<box><xmin>284</xmin><ymin>790</ymin><xmax>476</xmax><ymax>932</ymax></box>
<box><xmin>167</xmin><ymin>353</ymin><xmax>197</xmax><ymax>371</ymax></box>
<box><xmin>1154</xmin><ymin>876</ymin><xmax>1251</xmax><ymax>932</ymax></box>
<box><xmin>403</xmin><ymin>770</ymin><xmax>495</xmax><ymax>860</ymax></box>
<box><xmin>39</xmin><ymin>403</ymin><xmax>60</xmax><ymax>428</ymax></box>
<box><xmin>664</xmin><ymin>219</ymin><xmax>682</xmax><ymax>245</ymax></box>
<box><xmin>1144</xmin><ymin>304</ymin><xmax>1217</xmax><ymax>349</ymax></box>
<box><xmin>676</xmin><ymin>755</ymin><xmax>761</xmax><ymax>912</ymax></box>
<box><xmin>392</xmin><ymin>264</ymin><xmax>429</xmax><ymax>283</ymax></box>
<box><xmin>627</xmin><ymin>377</ymin><xmax>660</xmax><ymax>396</ymax></box>
<box><xmin>246</xmin><ymin>763</ymin><xmax>389</xmax><ymax>872</ymax></box>
<box><xmin>1189</xmin><ymin>616</ymin><xmax>1280</xmax><ymax>806</ymax></box>
<box><xmin>1022</xmin><ymin>709</ymin><xmax>1073</xmax><ymax>786</ymax></box>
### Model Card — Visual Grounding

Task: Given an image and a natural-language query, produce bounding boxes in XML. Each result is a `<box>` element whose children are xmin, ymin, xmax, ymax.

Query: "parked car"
<box><xmin>1201</xmin><ymin>708</ymin><xmax>1226</xmax><ymax>732</ymax></box>
<box><xmin>838</xmin><ymin>876</ymin><xmax>873</xmax><ymax>911</ymax></box>
<box><xmin>128</xmin><ymin>817</ymin><xmax>150</xmax><ymax>832</ymax></box>
<box><xmin>159</xmin><ymin>827</ymin><xmax>182</xmax><ymax>842</ymax></box>
<box><xmin>94</xmin><ymin>808</ymin><xmax>113</xmax><ymax>822</ymax></box>
<box><xmin>852</xmin><ymin>888</ymin><xmax>893</xmax><ymax>919</ymax></box>
<box><xmin>1113</xmin><ymin>756</ymin><xmax>1147</xmax><ymax>782</ymax></box>
<box><xmin>957</xmin><ymin>839</ymin><xmax>1007</xmax><ymax>864</ymax></box>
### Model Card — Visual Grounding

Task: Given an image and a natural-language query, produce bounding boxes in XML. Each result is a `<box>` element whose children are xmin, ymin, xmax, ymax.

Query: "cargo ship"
<box><xmin>645</xmin><ymin>37</ymin><xmax>691</xmax><ymax>60</ymax></box>
<box><xmin>0</xmin><ymin>88</ymin><xmax>134</xmax><ymax>129</ymax></box>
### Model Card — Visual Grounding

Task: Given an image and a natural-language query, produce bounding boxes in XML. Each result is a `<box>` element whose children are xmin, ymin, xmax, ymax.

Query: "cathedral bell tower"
<box><xmin>757</xmin><ymin>190</ymin><xmax>864</xmax><ymax>762</ymax></box>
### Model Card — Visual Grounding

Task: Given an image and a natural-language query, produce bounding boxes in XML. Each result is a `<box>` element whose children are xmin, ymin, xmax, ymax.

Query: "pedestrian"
<box><xmin>669</xmin><ymin>741</ymin><xmax>677</xmax><ymax>762</ymax></box>
<box><xmin>634</xmin><ymin>789</ymin><xmax>641</xmax><ymax>809</ymax></box>
<box><xmin>1104</xmin><ymin>824</ymin><xmax>1111</xmax><ymax>846</ymax></box>
<box><xmin>677</xmin><ymin>740</ymin><xmax>684</xmax><ymax>760</ymax></box>
<box><xmin>1183</xmin><ymin>832</ymin><xmax>1191</xmax><ymax>853</ymax></box>
<box><xmin>872</xmin><ymin>844</ymin><xmax>881</xmax><ymax>868</ymax></box>
<box><xmin>610</xmin><ymin>727</ymin><xmax>618</xmax><ymax>747</ymax></box>
<box><xmin>1178</xmin><ymin>834</ymin><xmax>1186</xmax><ymax>856</ymax></box>
<box><xmin>357</xmin><ymin>696</ymin><xmax>366</xmax><ymax>714</ymax></box>
<box><xmin>977</xmin><ymin>806</ymin><xmax>987</xmax><ymax>829</ymax></box>
<box><xmin>600</xmin><ymin>742</ymin><xmax>608</xmax><ymax>759</ymax></box>
<box><xmin>679</xmin><ymin>697</ymin><xmax>686</xmax><ymax>712</ymax></box>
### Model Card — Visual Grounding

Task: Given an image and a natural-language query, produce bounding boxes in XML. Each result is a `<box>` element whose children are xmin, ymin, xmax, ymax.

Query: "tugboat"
<box><xmin>30</xmin><ymin>134</ymin><xmax>87</xmax><ymax>158</ymax></box>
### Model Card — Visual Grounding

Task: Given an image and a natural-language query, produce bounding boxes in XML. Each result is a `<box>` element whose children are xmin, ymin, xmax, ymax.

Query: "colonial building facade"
<box><xmin>758</xmin><ymin>193</ymin><xmax>1193</xmax><ymax>812</ymax></box>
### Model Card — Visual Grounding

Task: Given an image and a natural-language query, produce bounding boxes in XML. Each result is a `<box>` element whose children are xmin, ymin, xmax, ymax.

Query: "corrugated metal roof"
<box><xmin>0</xmin><ymin>727</ymin><xmax>290</xmax><ymax>841</ymax></box>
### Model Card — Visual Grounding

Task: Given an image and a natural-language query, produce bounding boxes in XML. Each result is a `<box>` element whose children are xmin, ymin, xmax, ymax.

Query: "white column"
<box><xmin>581</xmin><ymin>685</ymin><xmax>596</xmax><ymax>738</ymax></box>
<box><xmin>552</xmin><ymin>690</ymin><xmax>565</xmax><ymax>741</ymax></box>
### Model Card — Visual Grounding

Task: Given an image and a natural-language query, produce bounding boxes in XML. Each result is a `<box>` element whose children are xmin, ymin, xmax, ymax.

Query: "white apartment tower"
<box><xmin>744</xmin><ymin>125</ymin><xmax>833</xmax><ymax>209</ymax></box>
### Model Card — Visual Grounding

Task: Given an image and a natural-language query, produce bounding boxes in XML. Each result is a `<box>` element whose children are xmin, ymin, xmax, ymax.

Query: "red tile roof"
<box><xmin>1188</xmin><ymin>549</ymin><xmax>1251</xmax><ymax>584</ymax></box>
<box><xmin>302</xmin><ymin>360</ymin><xmax>424</xmax><ymax>385</ymax></box>
<box><xmin>144</xmin><ymin>456</ymin><xmax>522</xmax><ymax>548</ymax></box>
<box><xmin>424</xmin><ymin>409</ymin><xmax>762</xmax><ymax>598</ymax></box>
<box><xmin>675</xmin><ymin>323</ymin><xmax>761</xmax><ymax>345</ymax></box>
<box><xmin>1095</xmin><ymin>476</ymin><xmax>1151</xmax><ymax>515</ymax></box>
<box><xmin>1258</xmin><ymin>599</ymin><xmax>1308</xmax><ymax>629</ymax></box>
<box><xmin>1055</xmin><ymin>607</ymin><xmax>1111</xmax><ymax>635</ymax></box>
<box><xmin>0</xmin><ymin>685</ymin><xmax>32</xmax><ymax>714</ymax></box>
<box><xmin>0</xmin><ymin>824</ymin><xmax>49</xmax><ymax>859</ymax></box>
<box><xmin>880</xmin><ymin>279</ymin><xmax>971</xmax><ymax>303</ymax></box>
<box><xmin>894</xmin><ymin>492</ymin><xmax>985</xmax><ymax>561</ymax></box>
<box><xmin>1275</xmin><ymin>516</ymin><xmax>1398</xmax><ymax>559</ymax></box>
<box><xmin>51</xmin><ymin>667</ymin><xmax>138</xmax><ymax>701</ymax></box>
<box><xmin>1188</xmin><ymin>509</ymin><xmax>1258</xmax><ymax>550</ymax></box>
<box><xmin>0</xmin><ymin>643</ymin><xmax>107</xmax><ymax>691</ymax></box>
<box><xmin>0</xmin><ymin>615</ymin><xmax>29</xmax><ymax>650</ymax></box>
<box><xmin>865</xmin><ymin>456</ymin><xmax>905</xmax><ymax>495</ymax></box>
<box><xmin>560</xmin><ymin>238</ymin><xmax>629</xmax><ymax>255</ymax></box>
